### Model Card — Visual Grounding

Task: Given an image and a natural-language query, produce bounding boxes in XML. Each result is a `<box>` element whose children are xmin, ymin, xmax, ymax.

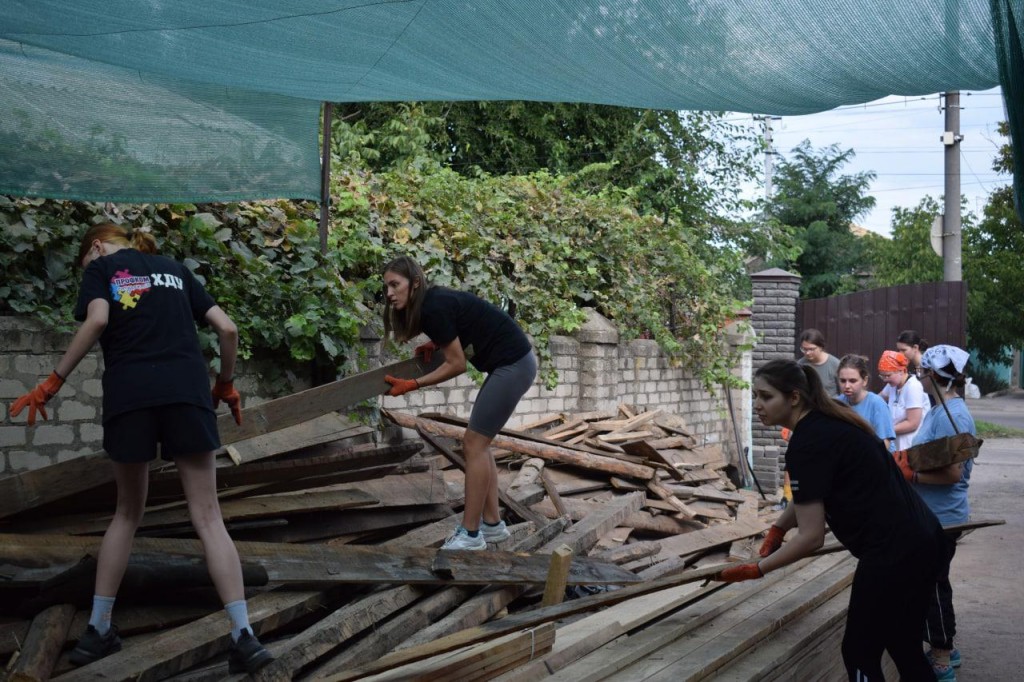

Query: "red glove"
<box><xmin>212</xmin><ymin>377</ymin><xmax>243</xmax><ymax>425</ymax></box>
<box><xmin>11</xmin><ymin>371</ymin><xmax>65</xmax><ymax>426</ymax></box>
<box><xmin>716</xmin><ymin>562</ymin><xmax>764</xmax><ymax>583</ymax></box>
<box><xmin>414</xmin><ymin>341</ymin><xmax>438</xmax><ymax>364</ymax></box>
<box><xmin>893</xmin><ymin>450</ymin><xmax>914</xmax><ymax>481</ymax></box>
<box><xmin>385</xmin><ymin>375</ymin><xmax>419</xmax><ymax>397</ymax></box>
<box><xmin>759</xmin><ymin>525</ymin><xmax>786</xmax><ymax>558</ymax></box>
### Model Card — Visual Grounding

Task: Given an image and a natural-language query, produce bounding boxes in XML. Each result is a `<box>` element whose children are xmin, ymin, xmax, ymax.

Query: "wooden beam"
<box><xmin>0</xmin><ymin>534</ymin><xmax>640</xmax><ymax>587</ymax></box>
<box><xmin>6</xmin><ymin>603</ymin><xmax>75</xmax><ymax>682</ymax></box>
<box><xmin>541</xmin><ymin>545</ymin><xmax>574</xmax><ymax>607</ymax></box>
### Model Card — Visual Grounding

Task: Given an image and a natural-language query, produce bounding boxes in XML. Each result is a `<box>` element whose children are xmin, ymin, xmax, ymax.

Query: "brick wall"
<box><xmin>749</xmin><ymin>268</ymin><xmax>802</xmax><ymax>492</ymax></box>
<box><xmin>2</xmin><ymin>309</ymin><xmax>754</xmax><ymax>475</ymax></box>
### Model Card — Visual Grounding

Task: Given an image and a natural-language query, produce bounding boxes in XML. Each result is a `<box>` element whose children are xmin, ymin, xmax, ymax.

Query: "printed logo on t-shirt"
<box><xmin>789</xmin><ymin>478</ymin><xmax>800</xmax><ymax>493</ymax></box>
<box><xmin>108</xmin><ymin>270</ymin><xmax>184</xmax><ymax>310</ymax></box>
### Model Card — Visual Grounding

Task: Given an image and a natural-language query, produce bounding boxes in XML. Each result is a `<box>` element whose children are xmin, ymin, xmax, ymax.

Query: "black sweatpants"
<box><xmin>842</xmin><ymin>555</ymin><xmax>939</xmax><ymax>681</ymax></box>
<box><xmin>924</xmin><ymin>531</ymin><xmax>960</xmax><ymax>650</ymax></box>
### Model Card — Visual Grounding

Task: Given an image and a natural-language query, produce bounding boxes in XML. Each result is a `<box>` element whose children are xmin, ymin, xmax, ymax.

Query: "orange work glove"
<box><xmin>716</xmin><ymin>562</ymin><xmax>764</xmax><ymax>583</ymax></box>
<box><xmin>212</xmin><ymin>377</ymin><xmax>243</xmax><ymax>425</ymax></box>
<box><xmin>893</xmin><ymin>450</ymin><xmax>914</xmax><ymax>482</ymax></box>
<box><xmin>759</xmin><ymin>525</ymin><xmax>787</xmax><ymax>558</ymax></box>
<box><xmin>11</xmin><ymin>371</ymin><xmax>65</xmax><ymax>426</ymax></box>
<box><xmin>385</xmin><ymin>375</ymin><xmax>419</xmax><ymax>397</ymax></box>
<box><xmin>414</xmin><ymin>341</ymin><xmax>438</xmax><ymax>364</ymax></box>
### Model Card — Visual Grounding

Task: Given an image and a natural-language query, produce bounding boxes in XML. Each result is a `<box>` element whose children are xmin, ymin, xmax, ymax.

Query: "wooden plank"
<box><xmin>623</xmin><ymin>517</ymin><xmax>766</xmax><ymax>570</ymax></box>
<box><xmin>251</xmin><ymin>585</ymin><xmax>434</xmax><ymax>682</ymax></box>
<box><xmin>710</xmin><ymin>587</ymin><xmax>850</xmax><ymax>680</ymax></box>
<box><xmin>6</xmin><ymin>603</ymin><xmax>75</xmax><ymax>682</ymax></box>
<box><xmin>229</xmin><ymin>504</ymin><xmax>451</xmax><ymax>544</ymax></box>
<box><xmin>532</xmin><ymin>498</ymin><xmax>704</xmax><ymax>537</ymax></box>
<box><xmin>351</xmin><ymin>624</ymin><xmax>555</xmax><ymax>682</ymax></box>
<box><xmin>303</xmin><ymin>585</ymin><xmax>479</xmax><ymax>678</ymax></box>
<box><xmin>617</xmin><ymin>555</ymin><xmax>856</xmax><ymax>681</ymax></box>
<box><xmin>220</xmin><ymin>412</ymin><xmax>371</xmax><ymax>466</ymax></box>
<box><xmin>495</xmin><ymin>581</ymin><xmax>708</xmax><ymax>681</ymax></box>
<box><xmin>217</xmin><ymin>355</ymin><xmax>433</xmax><ymax>443</ymax></box>
<box><xmin>541</xmin><ymin>545</ymin><xmax>574</xmax><ymax>607</ymax></box>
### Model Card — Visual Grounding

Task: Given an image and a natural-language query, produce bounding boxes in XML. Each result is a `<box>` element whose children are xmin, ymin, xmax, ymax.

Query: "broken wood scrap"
<box><xmin>645</xmin><ymin>480</ymin><xmax>700</xmax><ymax>522</ymax></box>
<box><xmin>5</xmin><ymin>603</ymin><xmax>75</xmax><ymax>682</ymax></box>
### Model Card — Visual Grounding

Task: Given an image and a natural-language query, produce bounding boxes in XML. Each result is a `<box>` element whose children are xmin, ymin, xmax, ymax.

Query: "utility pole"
<box><xmin>755</xmin><ymin>115</ymin><xmax>782</xmax><ymax>201</ymax></box>
<box><xmin>941</xmin><ymin>92</ymin><xmax>962</xmax><ymax>281</ymax></box>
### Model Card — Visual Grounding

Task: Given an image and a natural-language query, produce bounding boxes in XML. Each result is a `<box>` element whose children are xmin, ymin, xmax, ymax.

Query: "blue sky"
<box><xmin>738</xmin><ymin>87</ymin><xmax>1008</xmax><ymax>237</ymax></box>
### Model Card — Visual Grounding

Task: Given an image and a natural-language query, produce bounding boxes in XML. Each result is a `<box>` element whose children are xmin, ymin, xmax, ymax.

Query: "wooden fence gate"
<box><xmin>799</xmin><ymin>281</ymin><xmax>967</xmax><ymax>393</ymax></box>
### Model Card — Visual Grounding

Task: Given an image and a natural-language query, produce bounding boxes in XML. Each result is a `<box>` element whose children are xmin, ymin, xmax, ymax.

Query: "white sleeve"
<box><xmin>903</xmin><ymin>378</ymin><xmax>927</xmax><ymax>410</ymax></box>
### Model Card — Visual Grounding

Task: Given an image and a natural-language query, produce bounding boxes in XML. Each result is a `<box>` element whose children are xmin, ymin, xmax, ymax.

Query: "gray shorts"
<box><xmin>467</xmin><ymin>350</ymin><xmax>537</xmax><ymax>439</ymax></box>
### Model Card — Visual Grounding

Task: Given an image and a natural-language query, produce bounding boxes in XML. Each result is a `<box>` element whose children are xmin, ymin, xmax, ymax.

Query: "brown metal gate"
<box><xmin>799</xmin><ymin>281</ymin><xmax>967</xmax><ymax>392</ymax></box>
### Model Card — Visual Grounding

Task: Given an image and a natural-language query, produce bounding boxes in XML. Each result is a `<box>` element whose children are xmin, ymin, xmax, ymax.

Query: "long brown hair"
<box><xmin>78</xmin><ymin>223</ymin><xmax>157</xmax><ymax>264</ymax></box>
<box><xmin>756</xmin><ymin>359</ymin><xmax>875</xmax><ymax>437</ymax></box>
<box><xmin>381</xmin><ymin>256</ymin><xmax>430</xmax><ymax>343</ymax></box>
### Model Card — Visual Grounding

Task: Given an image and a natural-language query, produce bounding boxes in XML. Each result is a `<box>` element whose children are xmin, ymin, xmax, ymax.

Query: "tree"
<box><xmin>866</xmin><ymin>123</ymin><xmax>1024</xmax><ymax>364</ymax></box>
<box><xmin>768</xmin><ymin>142</ymin><xmax>877</xmax><ymax>298</ymax></box>
<box><xmin>963</xmin><ymin>122</ymin><xmax>1024</xmax><ymax>364</ymax></box>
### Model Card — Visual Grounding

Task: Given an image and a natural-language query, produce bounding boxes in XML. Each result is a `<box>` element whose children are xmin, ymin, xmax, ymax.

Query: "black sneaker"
<box><xmin>228</xmin><ymin>630</ymin><xmax>274</xmax><ymax>674</ymax></box>
<box><xmin>69</xmin><ymin>625</ymin><xmax>122</xmax><ymax>666</ymax></box>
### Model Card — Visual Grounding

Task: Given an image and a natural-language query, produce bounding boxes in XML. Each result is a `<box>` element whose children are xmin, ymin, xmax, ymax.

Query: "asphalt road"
<box><xmin>948</xmin><ymin>436</ymin><xmax>1024</xmax><ymax>681</ymax></box>
<box><xmin>967</xmin><ymin>389</ymin><xmax>1024</xmax><ymax>431</ymax></box>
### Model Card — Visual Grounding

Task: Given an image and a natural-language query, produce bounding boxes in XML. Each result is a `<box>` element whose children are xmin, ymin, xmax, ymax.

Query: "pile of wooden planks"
<box><xmin>0</xmin><ymin>371</ymin><xmax>793</xmax><ymax>682</ymax></box>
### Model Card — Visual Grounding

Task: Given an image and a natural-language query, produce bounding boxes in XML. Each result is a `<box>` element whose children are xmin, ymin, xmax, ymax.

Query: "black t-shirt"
<box><xmin>787</xmin><ymin>410</ymin><xmax>943</xmax><ymax>566</ymax></box>
<box><xmin>419</xmin><ymin>287</ymin><xmax>531</xmax><ymax>373</ymax></box>
<box><xmin>74</xmin><ymin>249</ymin><xmax>216</xmax><ymax>422</ymax></box>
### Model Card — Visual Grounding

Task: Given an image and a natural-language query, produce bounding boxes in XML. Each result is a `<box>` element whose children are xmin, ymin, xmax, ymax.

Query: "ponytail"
<box><xmin>78</xmin><ymin>222</ymin><xmax>158</xmax><ymax>264</ymax></box>
<box><xmin>756</xmin><ymin>359</ymin><xmax>876</xmax><ymax>437</ymax></box>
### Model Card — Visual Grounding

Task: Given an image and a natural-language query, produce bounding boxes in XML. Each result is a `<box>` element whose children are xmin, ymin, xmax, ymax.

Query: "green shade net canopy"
<box><xmin>0</xmin><ymin>0</ymin><xmax>1020</xmax><ymax>205</ymax></box>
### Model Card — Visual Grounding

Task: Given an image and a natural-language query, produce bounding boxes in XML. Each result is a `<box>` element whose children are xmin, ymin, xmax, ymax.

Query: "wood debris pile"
<box><xmin>9</xmin><ymin>362</ymin><xmax>874</xmax><ymax>681</ymax></box>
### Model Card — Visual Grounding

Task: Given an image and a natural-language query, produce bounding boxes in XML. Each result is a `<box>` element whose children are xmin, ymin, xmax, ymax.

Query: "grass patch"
<box><xmin>975</xmin><ymin>420</ymin><xmax>1024</xmax><ymax>439</ymax></box>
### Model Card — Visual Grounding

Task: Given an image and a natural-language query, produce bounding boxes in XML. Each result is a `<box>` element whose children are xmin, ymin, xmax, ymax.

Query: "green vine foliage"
<box><xmin>3</xmin><ymin>104</ymin><xmax>758</xmax><ymax>392</ymax></box>
<box><xmin>1</xmin><ymin>197</ymin><xmax>372</xmax><ymax>380</ymax></box>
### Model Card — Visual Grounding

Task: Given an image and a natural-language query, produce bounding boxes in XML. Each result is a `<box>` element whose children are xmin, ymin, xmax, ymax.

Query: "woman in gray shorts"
<box><xmin>381</xmin><ymin>256</ymin><xmax>537</xmax><ymax>551</ymax></box>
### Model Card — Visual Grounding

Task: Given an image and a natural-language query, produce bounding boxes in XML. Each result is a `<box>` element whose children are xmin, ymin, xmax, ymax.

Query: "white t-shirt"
<box><xmin>880</xmin><ymin>375</ymin><xmax>930</xmax><ymax>450</ymax></box>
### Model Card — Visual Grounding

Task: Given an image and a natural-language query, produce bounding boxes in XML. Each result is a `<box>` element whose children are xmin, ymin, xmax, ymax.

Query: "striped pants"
<box><xmin>924</xmin><ymin>531</ymin><xmax>960</xmax><ymax>650</ymax></box>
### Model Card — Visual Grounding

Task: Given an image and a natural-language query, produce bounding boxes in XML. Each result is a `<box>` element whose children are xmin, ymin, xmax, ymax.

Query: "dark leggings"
<box><xmin>842</xmin><ymin>555</ymin><xmax>939</xmax><ymax>681</ymax></box>
<box><xmin>924</xmin><ymin>531</ymin><xmax>960</xmax><ymax>650</ymax></box>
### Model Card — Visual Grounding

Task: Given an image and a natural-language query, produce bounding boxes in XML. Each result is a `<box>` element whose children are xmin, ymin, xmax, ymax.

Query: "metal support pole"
<box><xmin>318</xmin><ymin>102</ymin><xmax>333</xmax><ymax>255</ymax></box>
<box><xmin>942</xmin><ymin>92</ymin><xmax>962</xmax><ymax>282</ymax></box>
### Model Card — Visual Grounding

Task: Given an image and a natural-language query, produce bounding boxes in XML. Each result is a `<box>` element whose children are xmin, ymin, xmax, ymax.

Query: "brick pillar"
<box><xmin>749</xmin><ymin>268</ymin><xmax>801</xmax><ymax>493</ymax></box>
<box><xmin>575</xmin><ymin>309</ymin><xmax>620</xmax><ymax>413</ymax></box>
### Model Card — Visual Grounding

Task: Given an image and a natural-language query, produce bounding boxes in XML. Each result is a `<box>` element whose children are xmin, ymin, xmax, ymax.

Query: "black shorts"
<box><xmin>103</xmin><ymin>404</ymin><xmax>221</xmax><ymax>463</ymax></box>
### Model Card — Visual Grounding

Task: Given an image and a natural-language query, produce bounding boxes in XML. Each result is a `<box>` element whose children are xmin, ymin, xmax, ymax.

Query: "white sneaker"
<box><xmin>480</xmin><ymin>520</ymin><xmax>510</xmax><ymax>543</ymax></box>
<box><xmin>441</xmin><ymin>527</ymin><xmax>486</xmax><ymax>550</ymax></box>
